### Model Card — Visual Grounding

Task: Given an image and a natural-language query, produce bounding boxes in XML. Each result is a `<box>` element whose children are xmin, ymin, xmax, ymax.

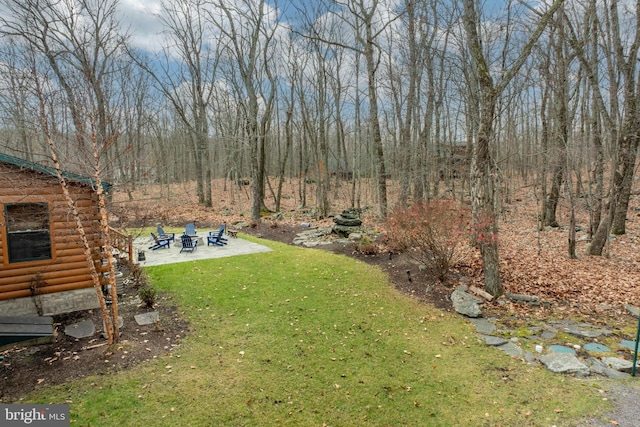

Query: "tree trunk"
<box><xmin>470</xmin><ymin>98</ymin><xmax>502</xmax><ymax>296</ymax></box>
<box><xmin>363</xmin><ymin>13</ymin><xmax>387</xmax><ymax>218</ymax></box>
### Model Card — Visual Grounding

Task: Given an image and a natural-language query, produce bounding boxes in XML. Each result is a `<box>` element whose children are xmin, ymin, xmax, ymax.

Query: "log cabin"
<box><xmin>0</xmin><ymin>152</ymin><xmax>113</xmax><ymax>316</ymax></box>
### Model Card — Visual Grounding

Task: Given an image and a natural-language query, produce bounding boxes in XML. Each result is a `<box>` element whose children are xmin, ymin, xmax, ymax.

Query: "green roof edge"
<box><xmin>0</xmin><ymin>152</ymin><xmax>112</xmax><ymax>192</ymax></box>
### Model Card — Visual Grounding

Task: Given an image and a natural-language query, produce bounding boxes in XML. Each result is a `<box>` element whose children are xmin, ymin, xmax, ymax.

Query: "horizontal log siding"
<box><xmin>0</xmin><ymin>166</ymin><xmax>105</xmax><ymax>301</ymax></box>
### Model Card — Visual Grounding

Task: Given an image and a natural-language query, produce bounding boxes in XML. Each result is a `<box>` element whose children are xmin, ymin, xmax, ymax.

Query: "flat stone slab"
<box><xmin>539</xmin><ymin>353</ymin><xmax>589</xmax><ymax>376</ymax></box>
<box><xmin>548</xmin><ymin>345</ymin><xmax>576</xmax><ymax>355</ymax></box>
<box><xmin>479</xmin><ymin>334</ymin><xmax>508</xmax><ymax>347</ymax></box>
<box><xmin>600</xmin><ymin>357</ymin><xmax>640</xmax><ymax>373</ymax></box>
<box><xmin>64</xmin><ymin>320</ymin><xmax>95</xmax><ymax>339</ymax></box>
<box><xmin>497</xmin><ymin>342</ymin><xmax>524</xmax><ymax>358</ymax></box>
<box><xmin>547</xmin><ymin>320</ymin><xmax>611</xmax><ymax>339</ymax></box>
<box><xmin>134</xmin><ymin>311</ymin><xmax>159</xmax><ymax>326</ymax></box>
<box><xmin>583</xmin><ymin>343</ymin><xmax>610</xmax><ymax>353</ymax></box>
<box><xmin>469</xmin><ymin>318</ymin><xmax>496</xmax><ymax>335</ymax></box>
<box><xmin>620</xmin><ymin>340</ymin><xmax>637</xmax><ymax>351</ymax></box>
<box><xmin>586</xmin><ymin>358</ymin><xmax>631</xmax><ymax>380</ymax></box>
<box><xmin>625</xmin><ymin>304</ymin><xmax>640</xmax><ymax>318</ymax></box>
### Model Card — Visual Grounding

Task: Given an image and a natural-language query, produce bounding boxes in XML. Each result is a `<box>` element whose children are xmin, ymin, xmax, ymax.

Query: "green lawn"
<box><xmin>28</xmin><ymin>237</ymin><xmax>606</xmax><ymax>426</ymax></box>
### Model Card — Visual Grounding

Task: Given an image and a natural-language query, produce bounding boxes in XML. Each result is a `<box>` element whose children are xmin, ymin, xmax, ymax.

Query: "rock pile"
<box><xmin>332</xmin><ymin>208</ymin><xmax>363</xmax><ymax>237</ymax></box>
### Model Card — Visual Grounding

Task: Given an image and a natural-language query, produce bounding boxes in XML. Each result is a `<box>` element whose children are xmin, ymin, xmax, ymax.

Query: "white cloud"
<box><xmin>118</xmin><ymin>0</ymin><xmax>164</xmax><ymax>52</ymax></box>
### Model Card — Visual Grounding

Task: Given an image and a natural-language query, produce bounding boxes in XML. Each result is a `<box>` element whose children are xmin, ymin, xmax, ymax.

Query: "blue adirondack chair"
<box><xmin>149</xmin><ymin>233</ymin><xmax>170</xmax><ymax>250</ymax></box>
<box><xmin>180</xmin><ymin>234</ymin><xmax>198</xmax><ymax>253</ymax></box>
<box><xmin>184</xmin><ymin>223</ymin><xmax>197</xmax><ymax>237</ymax></box>
<box><xmin>207</xmin><ymin>224</ymin><xmax>228</xmax><ymax>246</ymax></box>
<box><xmin>157</xmin><ymin>226</ymin><xmax>175</xmax><ymax>242</ymax></box>
<box><xmin>207</xmin><ymin>230</ymin><xmax>226</xmax><ymax>246</ymax></box>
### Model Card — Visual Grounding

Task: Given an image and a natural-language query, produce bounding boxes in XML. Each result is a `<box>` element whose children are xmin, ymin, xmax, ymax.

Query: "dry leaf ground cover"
<box><xmin>25</xmin><ymin>238</ymin><xmax>604</xmax><ymax>426</ymax></box>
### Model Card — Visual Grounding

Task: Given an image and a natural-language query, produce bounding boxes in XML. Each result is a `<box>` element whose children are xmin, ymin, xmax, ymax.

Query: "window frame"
<box><xmin>4</xmin><ymin>202</ymin><xmax>53</xmax><ymax>264</ymax></box>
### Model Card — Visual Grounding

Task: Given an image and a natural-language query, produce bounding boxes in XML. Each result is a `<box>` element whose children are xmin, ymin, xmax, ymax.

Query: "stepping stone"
<box><xmin>625</xmin><ymin>304</ymin><xmax>640</xmax><ymax>318</ymax></box>
<box><xmin>539</xmin><ymin>353</ymin><xmax>589</xmax><ymax>376</ymax></box>
<box><xmin>135</xmin><ymin>311</ymin><xmax>160</xmax><ymax>326</ymax></box>
<box><xmin>524</xmin><ymin>352</ymin><xmax>538</xmax><ymax>364</ymax></box>
<box><xmin>565</xmin><ymin>324</ymin><xmax>611</xmax><ymax>339</ymax></box>
<box><xmin>479</xmin><ymin>334</ymin><xmax>508</xmax><ymax>347</ymax></box>
<box><xmin>600</xmin><ymin>357</ymin><xmax>640</xmax><ymax>373</ymax></box>
<box><xmin>586</xmin><ymin>358</ymin><xmax>631</xmax><ymax>380</ymax></box>
<box><xmin>583</xmin><ymin>343</ymin><xmax>610</xmax><ymax>353</ymax></box>
<box><xmin>548</xmin><ymin>345</ymin><xmax>576</xmax><ymax>355</ymax></box>
<box><xmin>64</xmin><ymin>320</ymin><xmax>95</xmax><ymax>339</ymax></box>
<box><xmin>541</xmin><ymin>331</ymin><xmax>556</xmax><ymax>340</ymax></box>
<box><xmin>497</xmin><ymin>342</ymin><xmax>524</xmax><ymax>358</ymax></box>
<box><xmin>620</xmin><ymin>340</ymin><xmax>637</xmax><ymax>351</ymax></box>
<box><xmin>469</xmin><ymin>318</ymin><xmax>496</xmax><ymax>335</ymax></box>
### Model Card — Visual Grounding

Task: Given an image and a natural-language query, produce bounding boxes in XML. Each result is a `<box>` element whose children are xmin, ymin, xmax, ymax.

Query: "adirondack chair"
<box><xmin>207</xmin><ymin>224</ymin><xmax>228</xmax><ymax>245</ymax></box>
<box><xmin>207</xmin><ymin>230</ymin><xmax>226</xmax><ymax>246</ymax></box>
<box><xmin>149</xmin><ymin>233</ymin><xmax>171</xmax><ymax>250</ymax></box>
<box><xmin>157</xmin><ymin>226</ymin><xmax>175</xmax><ymax>242</ymax></box>
<box><xmin>180</xmin><ymin>234</ymin><xmax>198</xmax><ymax>253</ymax></box>
<box><xmin>184</xmin><ymin>223</ymin><xmax>197</xmax><ymax>237</ymax></box>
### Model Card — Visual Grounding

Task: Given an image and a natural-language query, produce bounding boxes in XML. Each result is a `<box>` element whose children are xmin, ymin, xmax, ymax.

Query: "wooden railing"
<box><xmin>109</xmin><ymin>226</ymin><xmax>133</xmax><ymax>263</ymax></box>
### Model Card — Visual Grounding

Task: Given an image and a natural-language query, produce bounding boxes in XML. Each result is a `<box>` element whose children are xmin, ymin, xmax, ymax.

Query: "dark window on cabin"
<box><xmin>5</xmin><ymin>203</ymin><xmax>52</xmax><ymax>263</ymax></box>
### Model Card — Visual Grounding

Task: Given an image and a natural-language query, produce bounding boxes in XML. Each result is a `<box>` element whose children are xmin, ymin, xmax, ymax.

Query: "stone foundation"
<box><xmin>0</xmin><ymin>288</ymin><xmax>100</xmax><ymax>316</ymax></box>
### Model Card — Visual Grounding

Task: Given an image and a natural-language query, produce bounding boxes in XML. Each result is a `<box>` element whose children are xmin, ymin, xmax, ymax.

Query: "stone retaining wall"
<box><xmin>0</xmin><ymin>288</ymin><xmax>100</xmax><ymax>316</ymax></box>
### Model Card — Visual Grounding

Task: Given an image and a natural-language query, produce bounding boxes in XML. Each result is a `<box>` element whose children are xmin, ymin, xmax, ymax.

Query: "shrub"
<box><xmin>138</xmin><ymin>285</ymin><xmax>157</xmax><ymax>308</ymax></box>
<box><xmin>386</xmin><ymin>199</ymin><xmax>471</xmax><ymax>282</ymax></box>
<box><xmin>355</xmin><ymin>236</ymin><xmax>380</xmax><ymax>255</ymax></box>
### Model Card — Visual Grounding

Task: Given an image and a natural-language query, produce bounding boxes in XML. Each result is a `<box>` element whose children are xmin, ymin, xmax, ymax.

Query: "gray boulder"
<box><xmin>451</xmin><ymin>290</ymin><xmax>482</xmax><ymax>318</ymax></box>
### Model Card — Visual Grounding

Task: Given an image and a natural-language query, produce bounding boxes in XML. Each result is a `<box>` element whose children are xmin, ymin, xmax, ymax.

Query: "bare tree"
<box><xmin>564</xmin><ymin>0</ymin><xmax>640</xmax><ymax>255</ymax></box>
<box><xmin>129</xmin><ymin>0</ymin><xmax>218</xmax><ymax>207</ymax></box>
<box><xmin>207</xmin><ymin>0</ymin><xmax>279</xmax><ymax>222</ymax></box>
<box><xmin>462</xmin><ymin>0</ymin><xmax>565</xmax><ymax>296</ymax></box>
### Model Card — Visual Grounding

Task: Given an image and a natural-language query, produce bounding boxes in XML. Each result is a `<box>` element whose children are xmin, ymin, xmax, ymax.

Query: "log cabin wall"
<box><xmin>0</xmin><ymin>162</ymin><xmax>106</xmax><ymax>316</ymax></box>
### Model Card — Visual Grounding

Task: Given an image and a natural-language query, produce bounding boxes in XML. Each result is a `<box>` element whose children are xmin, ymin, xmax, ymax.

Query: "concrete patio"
<box><xmin>133</xmin><ymin>234</ymin><xmax>272</xmax><ymax>267</ymax></box>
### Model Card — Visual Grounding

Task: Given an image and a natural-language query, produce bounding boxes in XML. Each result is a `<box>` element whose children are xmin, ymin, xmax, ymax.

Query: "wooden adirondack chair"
<box><xmin>207</xmin><ymin>230</ymin><xmax>226</xmax><ymax>246</ymax></box>
<box><xmin>184</xmin><ymin>223</ymin><xmax>197</xmax><ymax>237</ymax></box>
<box><xmin>149</xmin><ymin>233</ymin><xmax>171</xmax><ymax>250</ymax></box>
<box><xmin>180</xmin><ymin>234</ymin><xmax>198</xmax><ymax>253</ymax></box>
<box><xmin>157</xmin><ymin>226</ymin><xmax>175</xmax><ymax>242</ymax></box>
<box><xmin>207</xmin><ymin>225</ymin><xmax>228</xmax><ymax>246</ymax></box>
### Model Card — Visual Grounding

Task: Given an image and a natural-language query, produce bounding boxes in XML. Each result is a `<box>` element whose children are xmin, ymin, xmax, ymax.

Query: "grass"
<box><xmin>26</xmin><ymin>237</ymin><xmax>607</xmax><ymax>426</ymax></box>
